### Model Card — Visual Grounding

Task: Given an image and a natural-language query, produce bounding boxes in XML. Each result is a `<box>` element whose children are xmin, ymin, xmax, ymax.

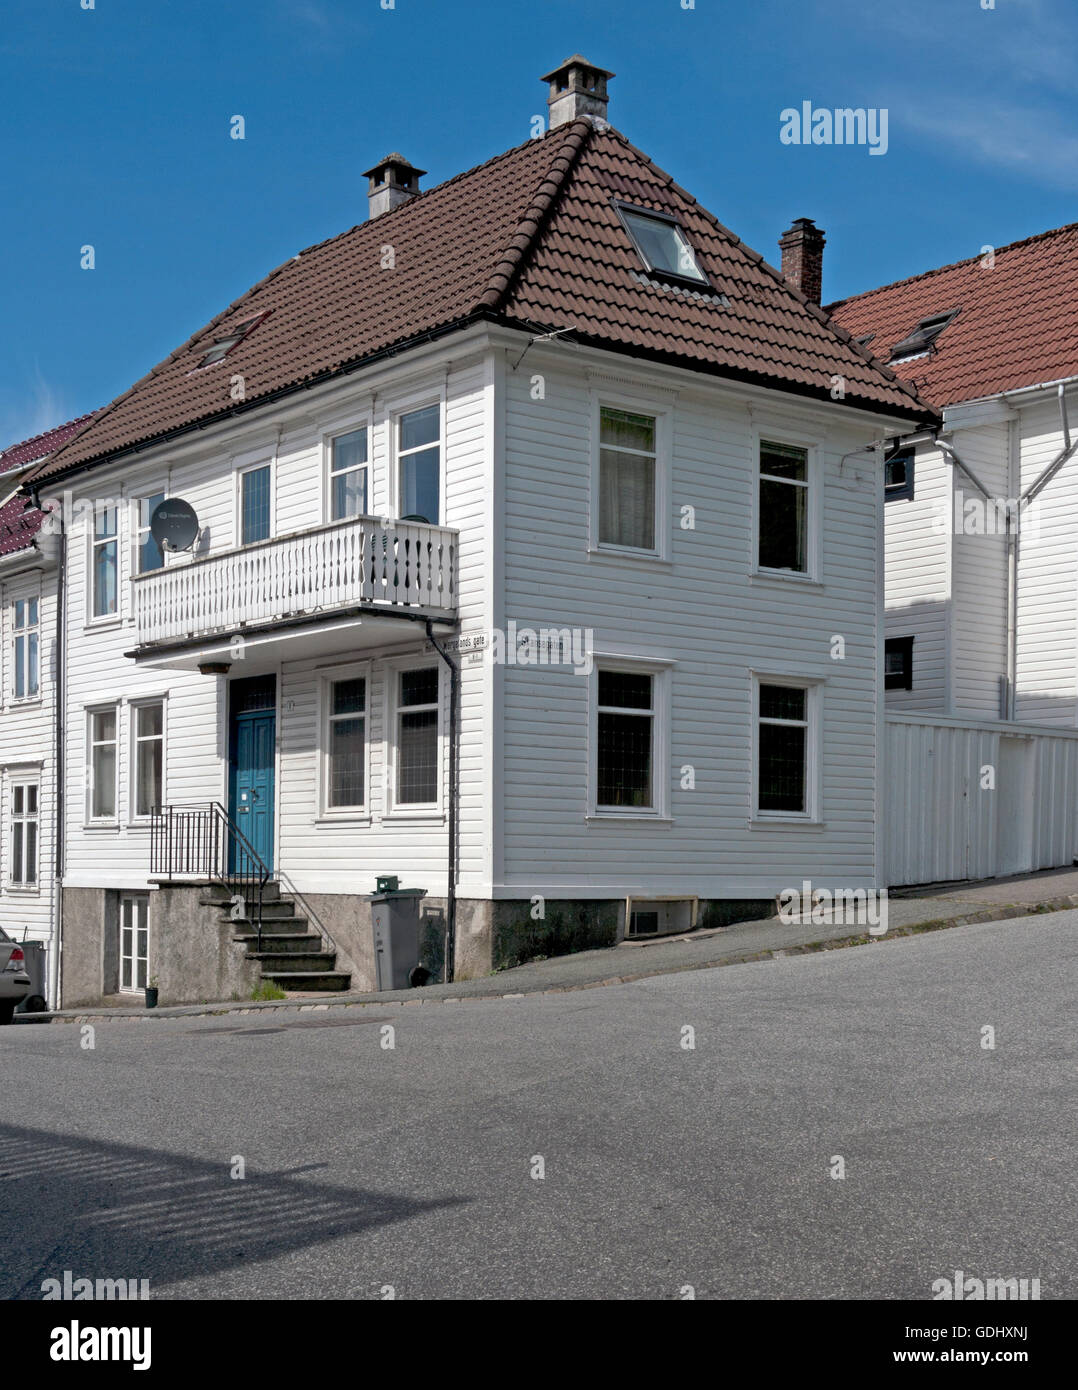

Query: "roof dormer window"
<box><xmin>615</xmin><ymin>203</ymin><xmax>708</xmax><ymax>286</ymax></box>
<box><xmin>197</xmin><ymin>310</ymin><xmax>271</xmax><ymax>367</ymax></box>
<box><xmin>890</xmin><ymin>310</ymin><xmax>959</xmax><ymax>363</ymax></box>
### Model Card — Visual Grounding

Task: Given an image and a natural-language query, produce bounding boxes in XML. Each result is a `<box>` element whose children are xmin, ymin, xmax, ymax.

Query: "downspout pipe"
<box><xmin>425</xmin><ymin>619</ymin><xmax>459</xmax><ymax>983</ymax></box>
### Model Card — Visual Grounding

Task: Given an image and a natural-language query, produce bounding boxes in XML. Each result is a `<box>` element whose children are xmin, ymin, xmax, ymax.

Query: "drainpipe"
<box><xmin>425</xmin><ymin>619</ymin><xmax>458</xmax><ymax>983</ymax></box>
<box><xmin>1005</xmin><ymin>418</ymin><xmax>1019</xmax><ymax>720</ymax></box>
<box><xmin>31</xmin><ymin>490</ymin><xmax>65</xmax><ymax>1009</ymax></box>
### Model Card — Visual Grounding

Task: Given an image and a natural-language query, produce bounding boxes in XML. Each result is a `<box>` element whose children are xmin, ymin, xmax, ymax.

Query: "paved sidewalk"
<box><xmin>22</xmin><ymin>865</ymin><xmax>1078</xmax><ymax>1025</ymax></box>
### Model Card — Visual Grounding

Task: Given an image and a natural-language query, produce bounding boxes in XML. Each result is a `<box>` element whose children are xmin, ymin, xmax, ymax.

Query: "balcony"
<box><xmin>132</xmin><ymin>516</ymin><xmax>457</xmax><ymax>655</ymax></box>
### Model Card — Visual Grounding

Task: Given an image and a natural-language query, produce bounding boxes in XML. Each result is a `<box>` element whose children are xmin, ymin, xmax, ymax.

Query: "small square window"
<box><xmin>885</xmin><ymin>637</ymin><xmax>914</xmax><ymax>691</ymax></box>
<box><xmin>885</xmin><ymin>449</ymin><xmax>914</xmax><ymax>500</ymax></box>
<box><xmin>616</xmin><ymin>204</ymin><xmax>708</xmax><ymax>285</ymax></box>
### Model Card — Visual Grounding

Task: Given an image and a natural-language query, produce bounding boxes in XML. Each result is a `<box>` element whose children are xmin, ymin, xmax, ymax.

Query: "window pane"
<box><xmin>400</xmin><ymin>448</ymin><xmax>439</xmax><ymax>523</ymax></box>
<box><xmin>138</xmin><ymin>493</ymin><xmax>165</xmax><ymax>572</ymax></box>
<box><xmin>241</xmin><ymin>466</ymin><xmax>271</xmax><ymax>544</ymax></box>
<box><xmin>599</xmin><ymin>671</ymin><xmax>652</xmax><ymax>710</ymax></box>
<box><xmin>759</xmin><ymin>477</ymin><xmax>806</xmax><ymax>571</ymax></box>
<box><xmin>27</xmin><ymin>785</ymin><xmax>38</xmax><ymax>814</ymax></box>
<box><xmin>400</xmin><ymin>668</ymin><xmax>438</xmax><ymax>707</ymax></box>
<box><xmin>759</xmin><ymin>685</ymin><xmax>806</xmax><ymax>722</ymax></box>
<box><xmin>94</xmin><ymin>709</ymin><xmax>117</xmax><ymax>742</ymax></box>
<box><xmin>400</xmin><ymin>405</ymin><xmax>439</xmax><ymax>452</ymax></box>
<box><xmin>621</xmin><ymin>209</ymin><xmax>705</xmax><ymax>281</ymax></box>
<box><xmin>600</xmin><ymin>407</ymin><xmax>655</xmax><ymax>454</ymax></box>
<box><xmin>93</xmin><ymin>745</ymin><xmax>116</xmax><ymax>818</ymax></box>
<box><xmin>398</xmin><ymin>710</ymin><xmax>438</xmax><ymax>803</ymax></box>
<box><xmin>137</xmin><ymin>738</ymin><xmax>162</xmax><ymax>817</ymax></box>
<box><xmin>28</xmin><ymin>598</ymin><xmax>38</xmax><ymax>626</ymax></box>
<box><xmin>333</xmin><ymin>428</ymin><xmax>368</xmax><ymax>471</ymax></box>
<box><xmin>94</xmin><ymin>505</ymin><xmax>117</xmax><ymax>539</ymax></box>
<box><xmin>137</xmin><ymin>704</ymin><xmax>163</xmax><ymax>738</ymax></box>
<box><xmin>329</xmin><ymin>717</ymin><xmax>365</xmax><ymax>807</ymax></box>
<box><xmin>12</xmin><ymin>823</ymin><xmax>23</xmax><ymax>881</ymax></box>
<box><xmin>25</xmin><ymin>824</ymin><xmax>37</xmax><ymax>883</ymax></box>
<box><xmin>332</xmin><ymin>468</ymin><xmax>367</xmax><ymax>520</ymax></box>
<box><xmin>332</xmin><ymin>678</ymin><xmax>365</xmax><ymax>716</ymax></box>
<box><xmin>599</xmin><ymin>448</ymin><xmax>655</xmax><ymax>549</ymax></box>
<box><xmin>760</xmin><ymin>442</ymin><xmax>808</xmax><ymax>481</ymax></box>
<box><xmin>13</xmin><ymin>785</ymin><xmax>24</xmax><ymax>814</ymax></box>
<box><xmin>14</xmin><ymin>600</ymin><xmax>25</xmax><ymax>629</ymax></box>
<box><xmin>598</xmin><ymin>711</ymin><xmax>653</xmax><ymax>807</ymax></box>
<box><xmin>93</xmin><ymin>540</ymin><xmax>118</xmax><ymax>616</ymax></box>
<box><xmin>759</xmin><ymin>723</ymin><xmax>806</xmax><ymax>812</ymax></box>
<box><xmin>27</xmin><ymin>632</ymin><xmax>39</xmax><ymax>695</ymax></box>
<box><xmin>121</xmin><ymin>956</ymin><xmax>132</xmax><ymax>990</ymax></box>
<box><xmin>15</xmin><ymin>638</ymin><xmax>25</xmax><ymax>698</ymax></box>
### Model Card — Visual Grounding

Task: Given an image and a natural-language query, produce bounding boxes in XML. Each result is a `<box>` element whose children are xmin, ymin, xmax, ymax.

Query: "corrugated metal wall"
<box><xmin>884</xmin><ymin>713</ymin><xmax>1078</xmax><ymax>886</ymax></box>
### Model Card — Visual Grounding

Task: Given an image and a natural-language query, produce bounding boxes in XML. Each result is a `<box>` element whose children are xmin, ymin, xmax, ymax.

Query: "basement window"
<box><xmin>890</xmin><ymin>310</ymin><xmax>959</xmax><ymax>363</ymax></box>
<box><xmin>885</xmin><ymin>636</ymin><xmax>914</xmax><ymax>691</ymax></box>
<box><xmin>615</xmin><ymin>203</ymin><xmax>708</xmax><ymax>287</ymax></box>
<box><xmin>197</xmin><ymin>310</ymin><xmax>271</xmax><ymax>367</ymax></box>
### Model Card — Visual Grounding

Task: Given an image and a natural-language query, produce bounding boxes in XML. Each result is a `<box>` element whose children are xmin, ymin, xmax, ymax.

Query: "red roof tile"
<box><xmin>828</xmin><ymin>222</ymin><xmax>1078</xmax><ymax>409</ymax></box>
<box><xmin>29</xmin><ymin>122</ymin><xmax>933</xmax><ymax>487</ymax></box>
<box><xmin>0</xmin><ymin>413</ymin><xmax>96</xmax><ymax>557</ymax></box>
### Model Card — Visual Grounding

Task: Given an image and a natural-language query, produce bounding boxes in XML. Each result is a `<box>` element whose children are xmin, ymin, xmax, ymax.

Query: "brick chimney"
<box><xmin>362</xmin><ymin>153</ymin><xmax>426</xmax><ymax>219</ymax></box>
<box><xmin>540</xmin><ymin>55</ymin><xmax>614</xmax><ymax>129</ymax></box>
<box><xmin>779</xmin><ymin>217</ymin><xmax>827</xmax><ymax>304</ymax></box>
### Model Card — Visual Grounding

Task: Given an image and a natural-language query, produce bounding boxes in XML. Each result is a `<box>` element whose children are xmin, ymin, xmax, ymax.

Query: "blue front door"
<box><xmin>228</xmin><ymin>677</ymin><xmax>276</xmax><ymax>874</ymax></box>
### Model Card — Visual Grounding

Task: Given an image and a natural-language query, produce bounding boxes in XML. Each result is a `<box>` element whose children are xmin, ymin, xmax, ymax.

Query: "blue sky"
<box><xmin>2</xmin><ymin>0</ymin><xmax>1075</xmax><ymax>447</ymax></box>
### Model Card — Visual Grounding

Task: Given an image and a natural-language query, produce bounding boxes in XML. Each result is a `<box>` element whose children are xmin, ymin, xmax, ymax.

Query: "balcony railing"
<box><xmin>133</xmin><ymin>515</ymin><xmax>457</xmax><ymax>647</ymax></box>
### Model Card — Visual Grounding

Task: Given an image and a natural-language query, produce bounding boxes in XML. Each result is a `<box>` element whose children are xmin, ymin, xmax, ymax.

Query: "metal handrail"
<box><xmin>273</xmin><ymin>869</ymin><xmax>337</xmax><ymax>959</ymax></box>
<box><xmin>150</xmin><ymin>803</ymin><xmax>271</xmax><ymax>950</ymax></box>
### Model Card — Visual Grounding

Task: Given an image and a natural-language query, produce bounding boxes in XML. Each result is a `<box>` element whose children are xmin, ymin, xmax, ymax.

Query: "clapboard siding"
<box><xmin>497</xmin><ymin>361</ymin><xmax>888</xmax><ymax>897</ymax></box>
<box><xmin>883</xmin><ymin>443</ymin><xmax>951</xmax><ymax>711</ymax></box>
<box><xmin>949</xmin><ymin>424</ymin><xmax>1009</xmax><ymax>719</ymax></box>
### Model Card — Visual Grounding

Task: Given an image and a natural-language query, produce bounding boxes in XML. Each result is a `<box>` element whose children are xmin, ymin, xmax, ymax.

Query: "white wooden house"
<box><xmin>830</xmin><ymin>223</ymin><xmax>1078</xmax><ymax>883</ymax></box>
<box><xmin>23</xmin><ymin>59</ymin><xmax>934</xmax><ymax>1005</ymax></box>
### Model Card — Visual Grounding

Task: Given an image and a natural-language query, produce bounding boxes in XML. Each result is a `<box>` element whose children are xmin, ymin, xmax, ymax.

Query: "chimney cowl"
<box><xmin>540</xmin><ymin>54</ymin><xmax>614</xmax><ymax>129</ymax></box>
<box><xmin>779</xmin><ymin>217</ymin><xmax>826</xmax><ymax>305</ymax></box>
<box><xmin>362</xmin><ymin>152</ymin><xmax>427</xmax><ymax>219</ymax></box>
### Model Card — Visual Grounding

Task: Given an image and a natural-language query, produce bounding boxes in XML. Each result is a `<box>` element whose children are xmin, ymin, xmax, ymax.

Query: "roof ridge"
<box><xmin>593</xmin><ymin>126</ymin><xmax>922</xmax><ymax>404</ymax></box>
<box><xmin>474</xmin><ymin>119</ymin><xmax>594</xmax><ymax>313</ymax></box>
<box><xmin>827</xmin><ymin>218</ymin><xmax>1078</xmax><ymax>312</ymax></box>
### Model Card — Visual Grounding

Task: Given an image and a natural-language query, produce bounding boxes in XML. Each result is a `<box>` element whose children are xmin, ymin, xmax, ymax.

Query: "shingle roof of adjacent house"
<box><xmin>27</xmin><ymin>120</ymin><xmax>934</xmax><ymax>487</ymax></box>
<box><xmin>0</xmin><ymin>414</ymin><xmax>96</xmax><ymax>557</ymax></box>
<box><xmin>828</xmin><ymin>222</ymin><xmax>1078</xmax><ymax>410</ymax></box>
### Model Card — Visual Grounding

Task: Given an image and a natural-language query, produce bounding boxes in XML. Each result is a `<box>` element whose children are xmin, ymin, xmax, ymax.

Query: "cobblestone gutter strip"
<box><xmin>24</xmin><ymin>894</ymin><xmax>1078</xmax><ymax>1026</ymax></box>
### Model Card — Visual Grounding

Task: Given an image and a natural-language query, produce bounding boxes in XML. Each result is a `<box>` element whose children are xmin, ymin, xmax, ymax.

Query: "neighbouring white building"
<box><xmin>829</xmin><ymin>221</ymin><xmax>1078</xmax><ymax>884</ymax></box>
<box><xmin>23</xmin><ymin>59</ymin><xmax>935</xmax><ymax>1006</ymax></box>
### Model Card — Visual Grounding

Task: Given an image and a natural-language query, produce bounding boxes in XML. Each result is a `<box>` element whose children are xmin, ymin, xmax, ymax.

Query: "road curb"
<box><xmin>20</xmin><ymin>893</ymin><xmax>1075</xmax><ymax>1027</ymax></box>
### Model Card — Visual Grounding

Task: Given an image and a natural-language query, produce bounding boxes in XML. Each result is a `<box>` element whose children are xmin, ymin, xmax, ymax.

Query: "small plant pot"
<box><xmin>144</xmin><ymin>987</ymin><xmax>159</xmax><ymax>1009</ymax></box>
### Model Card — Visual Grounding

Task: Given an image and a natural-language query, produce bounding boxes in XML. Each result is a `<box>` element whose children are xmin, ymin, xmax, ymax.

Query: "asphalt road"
<box><xmin>3</xmin><ymin>911</ymin><xmax>1077</xmax><ymax>1300</ymax></box>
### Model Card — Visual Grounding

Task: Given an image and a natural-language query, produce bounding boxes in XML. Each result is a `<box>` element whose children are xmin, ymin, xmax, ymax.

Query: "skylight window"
<box><xmin>615</xmin><ymin>203</ymin><xmax>708</xmax><ymax>286</ymax></box>
<box><xmin>197</xmin><ymin>310</ymin><xmax>270</xmax><ymax>367</ymax></box>
<box><xmin>890</xmin><ymin>310</ymin><xmax>959</xmax><ymax>362</ymax></box>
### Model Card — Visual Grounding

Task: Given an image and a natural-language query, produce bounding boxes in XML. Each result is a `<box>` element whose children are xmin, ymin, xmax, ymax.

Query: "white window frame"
<box><xmin>317</xmin><ymin>661</ymin><xmax>371</xmax><ymax>821</ymax></box>
<box><xmin>390</xmin><ymin>390</ymin><xmax>446</xmax><ymax>525</ymax></box>
<box><xmin>589</xmin><ymin>392</ymin><xmax>671</xmax><ymax>561</ymax></box>
<box><xmin>118</xmin><ymin>893</ymin><xmax>150</xmax><ymax>994</ymax></box>
<box><xmin>130</xmin><ymin>698</ymin><xmax>166</xmax><ymax>822</ymax></box>
<box><xmin>587</xmin><ymin>655</ymin><xmax>673</xmax><ymax>820</ymax></box>
<box><xmin>87</xmin><ymin>704</ymin><xmax>120</xmax><ymax>825</ymax></box>
<box><xmin>235</xmin><ymin>457</ymin><xmax>274</xmax><ymax>547</ymax></box>
<box><xmin>750</xmin><ymin>673</ymin><xmax>823</xmax><ymax>824</ymax></box>
<box><xmin>384</xmin><ymin>657</ymin><xmax>444</xmax><ymax>820</ymax></box>
<box><xmin>751</xmin><ymin>424</ymin><xmax>822</xmax><ymax>583</ymax></box>
<box><xmin>9</xmin><ymin>776</ymin><xmax>40</xmax><ymax>891</ymax></box>
<box><xmin>323</xmin><ymin>417</ymin><xmax>373</xmax><ymax>524</ymax></box>
<box><xmin>89</xmin><ymin>501</ymin><xmax>121</xmax><ymax>623</ymax></box>
<box><xmin>131</xmin><ymin>489</ymin><xmax>168</xmax><ymax>575</ymax></box>
<box><xmin>12</xmin><ymin>594</ymin><xmax>41</xmax><ymax>702</ymax></box>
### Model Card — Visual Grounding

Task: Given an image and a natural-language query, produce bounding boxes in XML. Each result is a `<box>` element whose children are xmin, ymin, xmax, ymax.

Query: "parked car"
<box><xmin>0</xmin><ymin>927</ymin><xmax>31</xmax><ymax>1024</ymax></box>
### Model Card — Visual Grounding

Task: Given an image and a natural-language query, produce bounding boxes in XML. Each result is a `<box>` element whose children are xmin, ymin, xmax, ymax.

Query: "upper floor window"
<box><xmin>884</xmin><ymin>449</ymin><xmax>914</xmax><ymax>501</ymax></box>
<box><xmin>132</xmin><ymin>702</ymin><xmax>164</xmax><ymax>817</ymax></box>
<box><xmin>758</xmin><ymin>440</ymin><xmax>809</xmax><ymax>574</ymax></box>
<box><xmin>89</xmin><ymin>706</ymin><xmax>118</xmax><ymax>821</ymax></box>
<box><xmin>398</xmin><ymin>406</ymin><xmax>441</xmax><ymax>525</ymax></box>
<box><xmin>325</xmin><ymin>675</ymin><xmax>367</xmax><ymax>810</ymax></box>
<box><xmin>240</xmin><ymin>464</ymin><xmax>271</xmax><ymax>545</ymax></box>
<box><xmin>10</xmin><ymin>781</ymin><xmax>38</xmax><ymax>886</ymax></box>
<box><xmin>13</xmin><ymin>598</ymin><xmax>39</xmax><ymax>700</ymax></box>
<box><xmin>136</xmin><ymin>492</ymin><xmax>166</xmax><ymax>572</ymax></box>
<box><xmin>599</xmin><ymin>407</ymin><xmax>657</xmax><ymax>552</ymax></box>
<box><xmin>92</xmin><ymin>505</ymin><xmax>118</xmax><ymax>618</ymax></box>
<box><xmin>396</xmin><ymin>666</ymin><xmax>439</xmax><ymax>806</ymax></box>
<box><xmin>885</xmin><ymin>636</ymin><xmax>914</xmax><ymax>690</ymax></box>
<box><xmin>329</xmin><ymin>427</ymin><xmax>369</xmax><ymax>521</ymax></box>
<box><xmin>616</xmin><ymin>204</ymin><xmax>708</xmax><ymax>285</ymax></box>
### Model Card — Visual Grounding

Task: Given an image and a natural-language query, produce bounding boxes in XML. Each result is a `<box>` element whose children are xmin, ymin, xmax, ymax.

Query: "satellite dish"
<box><xmin>150</xmin><ymin>498</ymin><xmax>200</xmax><ymax>552</ymax></box>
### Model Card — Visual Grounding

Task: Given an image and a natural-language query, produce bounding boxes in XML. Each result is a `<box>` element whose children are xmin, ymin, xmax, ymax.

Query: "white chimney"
<box><xmin>541</xmin><ymin>55</ymin><xmax>614</xmax><ymax>129</ymax></box>
<box><xmin>363</xmin><ymin>153</ymin><xmax>426</xmax><ymax>219</ymax></box>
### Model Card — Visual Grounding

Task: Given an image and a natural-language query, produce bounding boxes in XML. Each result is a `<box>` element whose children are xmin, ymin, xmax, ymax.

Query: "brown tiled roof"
<box><xmin>828</xmin><ymin>222</ymin><xmax>1078</xmax><ymax>409</ymax></box>
<box><xmin>29</xmin><ymin>122</ymin><xmax>933</xmax><ymax>486</ymax></box>
<box><xmin>0</xmin><ymin>413</ymin><xmax>96</xmax><ymax>557</ymax></box>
